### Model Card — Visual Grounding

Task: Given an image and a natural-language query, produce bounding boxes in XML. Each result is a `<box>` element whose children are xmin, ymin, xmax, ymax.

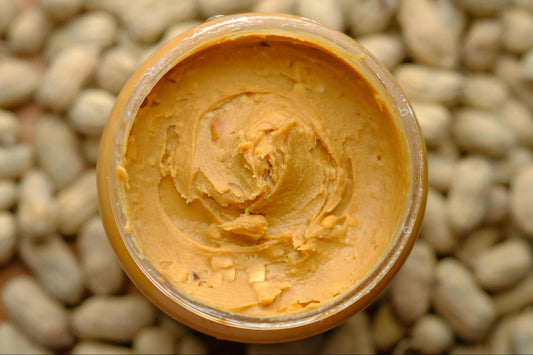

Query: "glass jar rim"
<box><xmin>97</xmin><ymin>13</ymin><xmax>427</xmax><ymax>343</ymax></box>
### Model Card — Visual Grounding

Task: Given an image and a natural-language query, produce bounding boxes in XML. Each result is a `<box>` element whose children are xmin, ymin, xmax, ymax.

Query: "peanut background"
<box><xmin>0</xmin><ymin>0</ymin><xmax>533</xmax><ymax>354</ymax></box>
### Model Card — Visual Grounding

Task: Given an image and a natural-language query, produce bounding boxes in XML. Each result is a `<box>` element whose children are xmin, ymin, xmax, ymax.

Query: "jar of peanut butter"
<box><xmin>97</xmin><ymin>13</ymin><xmax>427</xmax><ymax>343</ymax></box>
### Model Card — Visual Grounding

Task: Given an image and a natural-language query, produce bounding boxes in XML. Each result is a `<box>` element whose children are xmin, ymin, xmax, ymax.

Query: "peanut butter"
<box><xmin>117</xmin><ymin>35</ymin><xmax>410</xmax><ymax>317</ymax></box>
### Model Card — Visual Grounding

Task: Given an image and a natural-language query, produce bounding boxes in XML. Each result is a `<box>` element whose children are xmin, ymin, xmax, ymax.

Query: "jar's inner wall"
<box><xmin>117</xmin><ymin>35</ymin><xmax>411</xmax><ymax>317</ymax></box>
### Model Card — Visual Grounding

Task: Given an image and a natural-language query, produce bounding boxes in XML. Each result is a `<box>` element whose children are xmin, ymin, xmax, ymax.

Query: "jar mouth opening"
<box><xmin>102</xmin><ymin>13</ymin><xmax>427</xmax><ymax>333</ymax></box>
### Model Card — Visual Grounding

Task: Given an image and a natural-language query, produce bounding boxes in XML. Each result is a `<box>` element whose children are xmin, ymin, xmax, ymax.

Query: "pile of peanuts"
<box><xmin>1</xmin><ymin>0</ymin><xmax>533</xmax><ymax>354</ymax></box>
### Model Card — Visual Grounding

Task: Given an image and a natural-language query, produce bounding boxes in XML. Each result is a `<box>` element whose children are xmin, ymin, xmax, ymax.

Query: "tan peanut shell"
<box><xmin>412</xmin><ymin>102</ymin><xmax>451</xmax><ymax>149</ymax></box>
<box><xmin>0</xmin><ymin>58</ymin><xmax>41</xmax><ymax>108</ymax></box>
<box><xmin>399</xmin><ymin>0</ymin><xmax>463</xmax><ymax>68</ymax></box>
<box><xmin>96</xmin><ymin>47</ymin><xmax>137</xmax><ymax>95</ymax></box>
<box><xmin>411</xmin><ymin>315</ymin><xmax>454</xmax><ymax>355</ymax></box>
<box><xmin>295</xmin><ymin>0</ymin><xmax>345</xmax><ymax>32</ymax></box>
<box><xmin>455</xmin><ymin>227</ymin><xmax>502</xmax><ymax>268</ymax></box>
<box><xmin>501</xmin><ymin>7</ymin><xmax>533</xmax><ymax>54</ymax></box>
<box><xmin>35</xmin><ymin>115</ymin><xmax>85</xmax><ymax>189</ymax></box>
<box><xmin>1</xmin><ymin>275</ymin><xmax>74</xmax><ymax>349</ymax></box>
<box><xmin>56</xmin><ymin>169</ymin><xmax>98</xmax><ymax>235</ymax></box>
<box><xmin>320</xmin><ymin>311</ymin><xmax>375</xmax><ymax>355</ymax></box>
<box><xmin>433</xmin><ymin>258</ymin><xmax>496</xmax><ymax>342</ymax></box>
<box><xmin>421</xmin><ymin>188</ymin><xmax>456</xmax><ymax>254</ymax></box>
<box><xmin>0</xmin><ymin>322</ymin><xmax>52</xmax><ymax>354</ymax></box>
<box><xmin>494</xmin><ymin>273</ymin><xmax>533</xmax><ymax>316</ymax></box>
<box><xmin>391</xmin><ymin>240</ymin><xmax>436</xmax><ymax>324</ymax></box>
<box><xmin>71</xmin><ymin>294</ymin><xmax>157</xmax><ymax>342</ymax></box>
<box><xmin>371</xmin><ymin>303</ymin><xmax>406</xmax><ymax>352</ymax></box>
<box><xmin>498</xmin><ymin>99</ymin><xmax>533</xmax><ymax>148</ymax></box>
<box><xmin>344</xmin><ymin>0</ymin><xmax>397</xmax><ymax>36</ymax></box>
<box><xmin>0</xmin><ymin>144</ymin><xmax>34</xmax><ymax>179</ymax></box>
<box><xmin>446</xmin><ymin>157</ymin><xmax>493</xmax><ymax>235</ymax></box>
<box><xmin>0</xmin><ymin>109</ymin><xmax>20</xmax><ymax>146</ymax></box>
<box><xmin>484</xmin><ymin>184</ymin><xmax>509</xmax><ymax>225</ymax></box>
<box><xmin>357</xmin><ymin>32</ymin><xmax>406</xmax><ymax>70</ymax></box>
<box><xmin>463</xmin><ymin>19</ymin><xmax>502</xmax><ymax>71</ymax></box>
<box><xmin>68</xmin><ymin>88</ymin><xmax>115</xmax><ymax>136</ymax></box>
<box><xmin>509</xmin><ymin>309</ymin><xmax>533</xmax><ymax>354</ymax></box>
<box><xmin>16</xmin><ymin>169</ymin><xmax>57</xmax><ymax>241</ymax></box>
<box><xmin>453</xmin><ymin>109</ymin><xmax>516</xmax><ymax>158</ymax></box>
<box><xmin>510</xmin><ymin>164</ymin><xmax>533</xmax><ymax>236</ymax></box>
<box><xmin>7</xmin><ymin>7</ymin><xmax>51</xmax><ymax>55</ymax></box>
<box><xmin>427</xmin><ymin>153</ymin><xmax>455</xmax><ymax>193</ymax></box>
<box><xmin>461</xmin><ymin>74</ymin><xmax>509</xmax><ymax>112</ymax></box>
<box><xmin>19</xmin><ymin>234</ymin><xmax>84</xmax><ymax>305</ymax></box>
<box><xmin>77</xmin><ymin>216</ymin><xmax>125</xmax><ymax>295</ymax></box>
<box><xmin>133</xmin><ymin>326</ymin><xmax>177</xmax><ymax>355</ymax></box>
<box><xmin>45</xmin><ymin>11</ymin><xmax>117</xmax><ymax>59</ymax></box>
<box><xmin>36</xmin><ymin>45</ymin><xmax>98</xmax><ymax>112</ymax></box>
<box><xmin>121</xmin><ymin>0</ymin><xmax>197</xmax><ymax>44</ymax></box>
<box><xmin>471</xmin><ymin>238</ymin><xmax>533</xmax><ymax>291</ymax></box>
<box><xmin>394</xmin><ymin>64</ymin><xmax>464</xmax><ymax>103</ymax></box>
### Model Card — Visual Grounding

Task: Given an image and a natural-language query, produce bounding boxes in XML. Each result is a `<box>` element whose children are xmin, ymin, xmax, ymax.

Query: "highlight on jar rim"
<box><xmin>97</xmin><ymin>13</ymin><xmax>427</xmax><ymax>343</ymax></box>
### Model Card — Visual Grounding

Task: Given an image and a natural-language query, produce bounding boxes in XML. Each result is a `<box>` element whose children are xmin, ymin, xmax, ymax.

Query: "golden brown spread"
<box><xmin>118</xmin><ymin>35</ymin><xmax>409</xmax><ymax>316</ymax></box>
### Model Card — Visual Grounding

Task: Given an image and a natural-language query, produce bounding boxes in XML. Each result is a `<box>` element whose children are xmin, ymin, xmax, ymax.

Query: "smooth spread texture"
<box><xmin>119</xmin><ymin>36</ymin><xmax>409</xmax><ymax>316</ymax></box>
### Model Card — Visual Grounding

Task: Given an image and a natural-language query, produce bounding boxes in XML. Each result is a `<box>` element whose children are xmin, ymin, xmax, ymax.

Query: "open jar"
<box><xmin>97</xmin><ymin>13</ymin><xmax>427</xmax><ymax>343</ymax></box>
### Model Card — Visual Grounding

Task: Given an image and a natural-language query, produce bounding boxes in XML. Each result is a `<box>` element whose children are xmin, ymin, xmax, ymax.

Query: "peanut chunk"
<box><xmin>210</xmin><ymin>256</ymin><xmax>233</xmax><ymax>270</ymax></box>
<box><xmin>253</xmin><ymin>281</ymin><xmax>291</xmax><ymax>306</ymax></box>
<box><xmin>248</xmin><ymin>263</ymin><xmax>266</xmax><ymax>283</ymax></box>
<box><xmin>220</xmin><ymin>267</ymin><xmax>236</xmax><ymax>282</ymax></box>
<box><xmin>220</xmin><ymin>214</ymin><xmax>269</xmax><ymax>241</ymax></box>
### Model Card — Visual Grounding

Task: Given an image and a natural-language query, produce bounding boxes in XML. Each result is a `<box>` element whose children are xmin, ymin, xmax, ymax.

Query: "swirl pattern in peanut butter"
<box><xmin>119</xmin><ymin>36</ymin><xmax>409</xmax><ymax>316</ymax></box>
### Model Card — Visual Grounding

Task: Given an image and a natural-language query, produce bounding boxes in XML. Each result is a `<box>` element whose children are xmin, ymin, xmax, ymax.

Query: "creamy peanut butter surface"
<box><xmin>118</xmin><ymin>35</ymin><xmax>409</xmax><ymax>316</ymax></box>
